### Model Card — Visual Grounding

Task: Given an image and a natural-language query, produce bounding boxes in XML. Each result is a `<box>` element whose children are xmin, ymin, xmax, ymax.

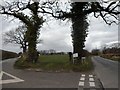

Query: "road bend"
<box><xmin>92</xmin><ymin>56</ymin><xmax>119</xmax><ymax>89</ymax></box>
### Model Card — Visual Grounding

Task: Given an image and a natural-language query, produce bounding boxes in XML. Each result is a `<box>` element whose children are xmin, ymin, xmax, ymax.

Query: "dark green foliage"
<box><xmin>91</xmin><ymin>49</ymin><xmax>101</xmax><ymax>55</ymax></box>
<box><xmin>25</xmin><ymin>2</ymin><xmax>45</xmax><ymax>63</ymax></box>
<box><xmin>72</xmin><ymin>57</ymin><xmax>93</xmax><ymax>72</ymax></box>
<box><xmin>71</xmin><ymin>2</ymin><xmax>89</xmax><ymax>62</ymax></box>
<box><xmin>25</xmin><ymin>15</ymin><xmax>44</xmax><ymax>63</ymax></box>
<box><xmin>0</xmin><ymin>1</ymin><xmax>44</xmax><ymax>63</ymax></box>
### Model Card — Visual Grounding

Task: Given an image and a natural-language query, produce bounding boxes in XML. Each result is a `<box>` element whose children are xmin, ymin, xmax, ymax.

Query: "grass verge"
<box><xmin>14</xmin><ymin>55</ymin><xmax>94</xmax><ymax>72</ymax></box>
<box><xmin>100</xmin><ymin>54</ymin><xmax>120</xmax><ymax>62</ymax></box>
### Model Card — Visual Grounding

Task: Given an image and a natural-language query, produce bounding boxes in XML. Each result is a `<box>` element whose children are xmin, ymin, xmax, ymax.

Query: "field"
<box><xmin>14</xmin><ymin>54</ymin><xmax>93</xmax><ymax>72</ymax></box>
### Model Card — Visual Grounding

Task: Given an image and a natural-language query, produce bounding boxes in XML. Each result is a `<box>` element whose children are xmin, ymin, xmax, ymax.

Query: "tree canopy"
<box><xmin>0</xmin><ymin>0</ymin><xmax>120</xmax><ymax>63</ymax></box>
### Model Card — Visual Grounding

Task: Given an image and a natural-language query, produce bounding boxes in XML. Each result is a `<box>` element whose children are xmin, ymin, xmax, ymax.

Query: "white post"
<box><xmin>73</xmin><ymin>53</ymin><xmax>78</xmax><ymax>64</ymax></box>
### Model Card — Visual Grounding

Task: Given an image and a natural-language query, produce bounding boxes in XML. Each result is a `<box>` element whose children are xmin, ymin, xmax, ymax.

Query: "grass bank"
<box><xmin>14</xmin><ymin>54</ymin><xmax>93</xmax><ymax>72</ymax></box>
<box><xmin>100</xmin><ymin>54</ymin><xmax>120</xmax><ymax>62</ymax></box>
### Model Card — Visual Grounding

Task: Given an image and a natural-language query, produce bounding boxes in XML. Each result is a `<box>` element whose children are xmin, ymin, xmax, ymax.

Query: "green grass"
<box><xmin>14</xmin><ymin>54</ymin><xmax>93</xmax><ymax>72</ymax></box>
<box><xmin>38</xmin><ymin>55</ymin><xmax>70</xmax><ymax>71</ymax></box>
<box><xmin>39</xmin><ymin>55</ymin><xmax>69</xmax><ymax>63</ymax></box>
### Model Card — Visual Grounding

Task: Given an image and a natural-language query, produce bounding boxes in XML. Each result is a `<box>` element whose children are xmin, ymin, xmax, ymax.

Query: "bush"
<box><xmin>101</xmin><ymin>54</ymin><xmax>120</xmax><ymax>62</ymax></box>
<box><xmin>72</xmin><ymin>57</ymin><xmax>93</xmax><ymax>72</ymax></box>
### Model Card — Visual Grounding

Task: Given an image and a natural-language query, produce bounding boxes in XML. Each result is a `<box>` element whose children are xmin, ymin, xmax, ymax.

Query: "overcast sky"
<box><xmin>0</xmin><ymin>1</ymin><xmax>118</xmax><ymax>53</ymax></box>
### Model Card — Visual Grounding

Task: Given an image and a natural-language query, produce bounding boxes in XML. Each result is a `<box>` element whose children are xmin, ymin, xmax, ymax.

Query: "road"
<box><xmin>1</xmin><ymin>56</ymin><xmax>118</xmax><ymax>89</ymax></box>
<box><xmin>1</xmin><ymin>58</ymin><xmax>102</xmax><ymax>90</ymax></box>
<box><xmin>1</xmin><ymin>58</ymin><xmax>80</xmax><ymax>89</ymax></box>
<box><xmin>92</xmin><ymin>56</ymin><xmax>119</xmax><ymax>89</ymax></box>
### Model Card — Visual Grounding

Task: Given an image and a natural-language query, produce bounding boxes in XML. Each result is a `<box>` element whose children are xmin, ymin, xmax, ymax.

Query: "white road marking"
<box><xmin>2</xmin><ymin>79</ymin><xmax>24</xmax><ymax>84</ymax></box>
<box><xmin>79</xmin><ymin>81</ymin><xmax>84</xmax><ymax>86</ymax></box>
<box><xmin>81</xmin><ymin>74</ymin><xmax>85</xmax><ymax>77</ymax></box>
<box><xmin>89</xmin><ymin>82</ymin><xmax>95</xmax><ymax>87</ymax></box>
<box><xmin>0</xmin><ymin>71</ymin><xmax>24</xmax><ymax>84</ymax></box>
<box><xmin>89</xmin><ymin>78</ymin><xmax>94</xmax><ymax>81</ymax></box>
<box><xmin>0</xmin><ymin>71</ymin><xmax>3</xmax><ymax>80</ymax></box>
<box><xmin>2</xmin><ymin>71</ymin><xmax>22</xmax><ymax>80</ymax></box>
<box><xmin>89</xmin><ymin>75</ymin><xmax>93</xmax><ymax>77</ymax></box>
<box><xmin>80</xmin><ymin>77</ymin><xmax>85</xmax><ymax>81</ymax></box>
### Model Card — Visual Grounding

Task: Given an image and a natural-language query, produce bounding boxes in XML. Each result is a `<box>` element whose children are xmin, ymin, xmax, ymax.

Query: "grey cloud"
<box><xmin>0</xmin><ymin>15</ymin><xmax>23</xmax><ymax>33</ymax></box>
<box><xmin>2</xmin><ymin>43</ymin><xmax>22</xmax><ymax>53</ymax></box>
<box><xmin>37</xmin><ymin>20</ymin><xmax>73</xmax><ymax>52</ymax></box>
<box><xmin>85</xmin><ymin>16</ymin><xmax>118</xmax><ymax>51</ymax></box>
<box><xmin>0</xmin><ymin>13</ymin><xmax>118</xmax><ymax>53</ymax></box>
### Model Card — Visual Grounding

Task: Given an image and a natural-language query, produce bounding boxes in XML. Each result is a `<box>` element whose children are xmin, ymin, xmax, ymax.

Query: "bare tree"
<box><xmin>3</xmin><ymin>25</ymin><xmax>28</xmax><ymax>53</ymax></box>
<box><xmin>3</xmin><ymin>25</ymin><xmax>43</xmax><ymax>53</ymax></box>
<box><xmin>0</xmin><ymin>0</ymin><xmax>120</xmax><ymax>64</ymax></box>
<box><xmin>37</xmin><ymin>1</ymin><xmax>120</xmax><ymax>62</ymax></box>
<box><xmin>0</xmin><ymin>0</ymin><xmax>45</xmax><ymax>63</ymax></box>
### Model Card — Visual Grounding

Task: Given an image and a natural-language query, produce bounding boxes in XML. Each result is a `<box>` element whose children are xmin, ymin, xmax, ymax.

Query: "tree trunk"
<box><xmin>27</xmin><ymin>26</ymin><xmax>38</xmax><ymax>63</ymax></box>
<box><xmin>72</xmin><ymin>16</ymin><xmax>84</xmax><ymax>63</ymax></box>
<box><xmin>71</xmin><ymin>14</ymin><xmax>88</xmax><ymax>63</ymax></box>
<box><xmin>71</xmin><ymin>3</ymin><xmax>88</xmax><ymax>64</ymax></box>
<box><xmin>23</xmin><ymin>44</ymin><xmax>27</xmax><ymax>53</ymax></box>
<box><xmin>23</xmin><ymin>47</ymin><xmax>26</xmax><ymax>53</ymax></box>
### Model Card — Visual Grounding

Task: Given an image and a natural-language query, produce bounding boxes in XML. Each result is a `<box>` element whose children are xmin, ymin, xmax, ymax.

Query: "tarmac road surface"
<box><xmin>92</xmin><ymin>56</ymin><xmax>119</xmax><ymax>90</ymax></box>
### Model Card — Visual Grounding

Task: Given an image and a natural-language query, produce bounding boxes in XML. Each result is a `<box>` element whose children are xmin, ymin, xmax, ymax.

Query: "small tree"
<box><xmin>92</xmin><ymin>49</ymin><xmax>100</xmax><ymax>55</ymax></box>
<box><xmin>4</xmin><ymin>25</ymin><xmax>43</xmax><ymax>53</ymax></box>
<box><xmin>0</xmin><ymin>1</ymin><xmax>45</xmax><ymax>63</ymax></box>
<box><xmin>4</xmin><ymin>25</ymin><xmax>28</xmax><ymax>53</ymax></box>
<box><xmin>102</xmin><ymin>42</ymin><xmax>120</xmax><ymax>55</ymax></box>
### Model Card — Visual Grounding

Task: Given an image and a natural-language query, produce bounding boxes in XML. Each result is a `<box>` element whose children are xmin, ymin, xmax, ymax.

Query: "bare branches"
<box><xmin>4</xmin><ymin>25</ymin><xmax>27</xmax><ymax>44</ymax></box>
<box><xmin>0</xmin><ymin>0</ymin><xmax>31</xmax><ymax>26</ymax></box>
<box><xmin>1</xmin><ymin>0</ymin><xmax>120</xmax><ymax>24</ymax></box>
<box><xmin>38</xmin><ymin>0</ymin><xmax>71</xmax><ymax>20</ymax></box>
<box><xmin>3</xmin><ymin>25</ymin><xmax>28</xmax><ymax>52</ymax></box>
<box><xmin>106</xmin><ymin>2</ymin><xmax>116</xmax><ymax>10</ymax></box>
<box><xmin>37</xmin><ymin>1</ymin><xmax>120</xmax><ymax>25</ymax></box>
<box><xmin>1</xmin><ymin>0</ymin><xmax>28</xmax><ymax>12</ymax></box>
<box><xmin>84</xmin><ymin>1</ymin><xmax>120</xmax><ymax>25</ymax></box>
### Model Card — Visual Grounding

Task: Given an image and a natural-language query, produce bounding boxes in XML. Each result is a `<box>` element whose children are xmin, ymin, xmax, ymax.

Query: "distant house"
<box><xmin>49</xmin><ymin>49</ymin><xmax>56</xmax><ymax>54</ymax></box>
<box><xmin>39</xmin><ymin>49</ymin><xmax>56</xmax><ymax>55</ymax></box>
<box><xmin>102</xmin><ymin>42</ymin><xmax>120</xmax><ymax>56</ymax></box>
